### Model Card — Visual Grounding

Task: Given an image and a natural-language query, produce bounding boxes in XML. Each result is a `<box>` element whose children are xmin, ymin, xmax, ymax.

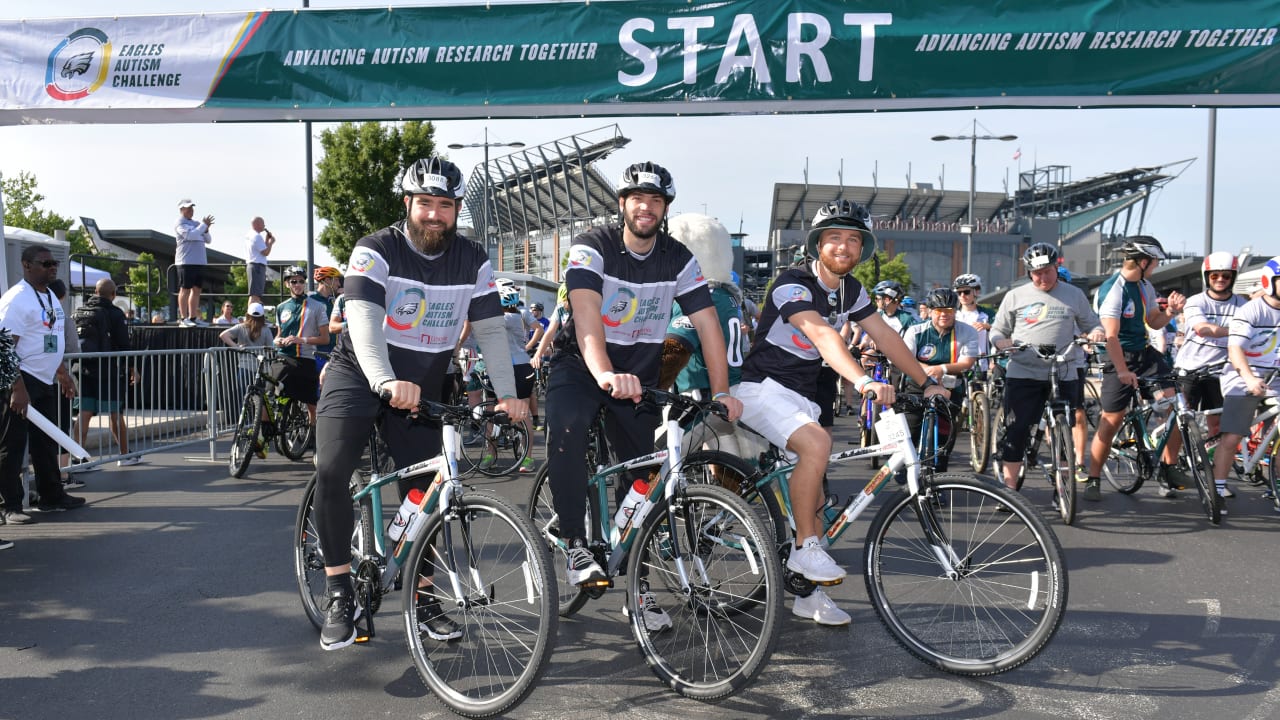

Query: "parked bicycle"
<box><xmin>527</xmin><ymin>389</ymin><xmax>782</xmax><ymax>700</ymax></box>
<box><xmin>228</xmin><ymin>350</ymin><xmax>313</xmax><ymax>478</ymax></box>
<box><xmin>723</xmin><ymin>391</ymin><xmax>1069</xmax><ymax>676</ymax></box>
<box><xmin>293</xmin><ymin>397</ymin><xmax>556</xmax><ymax>718</ymax></box>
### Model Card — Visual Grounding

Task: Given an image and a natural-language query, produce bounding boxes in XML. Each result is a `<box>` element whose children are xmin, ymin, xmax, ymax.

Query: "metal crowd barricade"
<box><xmin>54</xmin><ymin>346</ymin><xmax>260</xmax><ymax>470</ymax></box>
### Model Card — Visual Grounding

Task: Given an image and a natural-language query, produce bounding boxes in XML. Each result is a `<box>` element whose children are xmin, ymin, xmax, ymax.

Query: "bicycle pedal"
<box><xmin>813</xmin><ymin>577</ymin><xmax>845</xmax><ymax>587</ymax></box>
<box><xmin>354</xmin><ymin>633</ymin><xmax>372</xmax><ymax>644</ymax></box>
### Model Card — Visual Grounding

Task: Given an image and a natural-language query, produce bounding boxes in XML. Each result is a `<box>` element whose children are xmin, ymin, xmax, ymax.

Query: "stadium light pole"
<box><xmin>449</xmin><ymin>129</ymin><xmax>525</xmax><ymax>261</ymax></box>
<box><xmin>932</xmin><ymin>120</ymin><xmax>1017</xmax><ymax>274</ymax></box>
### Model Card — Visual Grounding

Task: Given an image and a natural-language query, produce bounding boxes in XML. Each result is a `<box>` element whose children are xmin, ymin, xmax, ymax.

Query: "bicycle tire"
<box><xmin>228</xmin><ymin>391</ymin><xmax>262</xmax><ymax>478</ymax></box>
<box><xmin>625</xmin><ymin>483</ymin><xmax>781</xmax><ymax>700</ymax></box>
<box><xmin>404</xmin><ymin>490</ymin><xmax>557</xmax><ymax>718</ymax></box>
<box><xmin>295</xmin><ymin>471</ymin><xmax>376</xmax><ymax>631</ymax></box>
<box><xmin>969</xmin><ymin>390</ymin><xmax>992</xmax><ymax>474</ymax></box>
<box><xmin>526</xmin><ymin>463</ymin><xmax>592</xmax><ymax>617</ymax></box>
<box><xmin>275</xmin><ymin>398</ymin><xmax>312</xmax><ymax>462</ymax></box>
<box><xmin>468</xmin><ymin>423</ymin><xmax>531</xmax><ymax>477</ymax></box>
<box><xmin>1180</xmin><ymin>419</ymin><xmax>1220</xmax><ymax>525</ymax></box>
<box><xmin>682</xmin><ymin>450</ymin><xmax>787</xmax><ymax>554</ymax></box>
<box><xmin>1050</xmin><ymin>421</ymin><xmax>1077</xmax><ymax>526</ymax></box>
<box><xmin>1082</xmin><ymin>377</ymin><xmax>1102</xmax><ymax>431</ymax></box>
<box><xmin>864</xmin><ymin>473</ymin><xmax>1067</xmax><ymax>676</ymax></box>
<box><xmin>1103</xmin><ymin>416</ymin><xmax>1145</xmax><ymax>494</ymax></box>
<box><xmin>1267</xmin><ymin>437</ymin><xmax>1280</xmax><ymax>513</ymax></box>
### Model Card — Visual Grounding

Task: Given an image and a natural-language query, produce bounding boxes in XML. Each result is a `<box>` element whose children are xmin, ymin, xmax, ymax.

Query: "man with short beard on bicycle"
<box><xmin>1174</xmin><ymin>251</ymin><xmax>1246</xmax><ymax>495</ymax></box>
<box><xmin>736</xmin><ymin>200</ymin><xmax>948</xmax><ymax>626</ymax></box>
<box><xmin>1210</xmin><ymin>257</ymin><xmax>1280</xmax><ymax>514</ymax></box>
<box><xmin>311</xmin><ymin>156</ymin><xmax>526</xmax><ymax>651</ymax></box>
<box><xmin>989</xmin><ymin>243</ymin><xmax>1104</xmax><ymax>492</ymax></box>
<box><xmin>547</xmin><ymin>161</ymin><xmax>742</xmax><ymax>633</ymax></box>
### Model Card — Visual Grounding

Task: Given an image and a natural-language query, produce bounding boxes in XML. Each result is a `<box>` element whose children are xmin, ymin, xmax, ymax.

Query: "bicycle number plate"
<box><xmin>875</xmin><ymin>410</ymin><xmax>909</xmax><ymax>445</ymax></box>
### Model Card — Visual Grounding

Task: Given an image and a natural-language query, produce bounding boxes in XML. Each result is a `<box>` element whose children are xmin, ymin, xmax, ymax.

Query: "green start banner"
<box><xmin>2</xmin><ymin>0</ymin><xmax>1278</xmax><ymax>124</ymax></box>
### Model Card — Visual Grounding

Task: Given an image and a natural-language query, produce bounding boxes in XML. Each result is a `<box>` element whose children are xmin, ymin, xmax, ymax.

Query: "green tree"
<box><xmin>853</xmin><ymin>251</ymin><xmax>913</xmax><ymax>296</ymax></box>
<box><xmin>125</xmin><ymin>251</ymin><xmax>167</xmax><ymax>319</ymax></box>
<box><xmin>313</xmin><ymin>121</ymin><xmax>438</xmax><ymax>263</ymax></box>
<box><xmin>2</xmin><ymin>171</ymin><xmax>90</xmax><ymax>255</ymax></box>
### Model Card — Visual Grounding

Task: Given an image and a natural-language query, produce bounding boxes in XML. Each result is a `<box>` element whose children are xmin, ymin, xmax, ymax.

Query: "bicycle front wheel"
<box><xmin>404</xmin><ymin>491</ymin><xmax>557</xmax><ymax>719</ymax></box>
<box><xmin>864</xmin><ymin>473</ymin><xmax>1067</xmax><ymax>676</ymax></box>
<box><xmin>1049</xmin><ymin>421</ymin><xmax>1077</xmax><ymax>525</ymax></box>
<box><xmin>1103</xmin><ymin>417</ymin><xmax>1145</xmax><ymax>494</ymax></box>
<box><xmin>1181</xmin><ymin>419</ymin><xmax>1220</xmax><ymax>525</ymax></box>
<box><xmin>969</xmin><ymin>390</ymin><xmax>992</xmax><ymax>474</ymax></box>
<box><xmin>276</xmin><ymin>398</ymin><xmax>313</xmax><ymax>462</ymax></box>
<box><xmin>625</xmin><ymin>483</ymin><xmax>781</xmax><ymax>701</ymax></box>
<box><xmin>228</xmin><ymin>391</ymin><xmax>262</xmax><ymax>478</ymax></box>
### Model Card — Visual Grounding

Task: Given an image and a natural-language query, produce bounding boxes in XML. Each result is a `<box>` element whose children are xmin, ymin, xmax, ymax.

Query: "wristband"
<box><xmin>712</xmin><ymin>392</ymin><xmax>731</xmax><ymax>401</ymax></box>
<box><xmin>854</xmin><ymin>375</ymin><xmax>872</xmax><ymax>392</ymax></box>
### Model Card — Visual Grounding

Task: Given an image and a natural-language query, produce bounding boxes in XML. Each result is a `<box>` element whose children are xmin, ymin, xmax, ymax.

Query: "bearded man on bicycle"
<box><xmin>546</xmin><ymin>162</ymin><xmax>742</xmax><ymax>632</ymax></box>
<box><xmin>736</xmin><ymin>200</ymin><xmax>947</xmax><ymax>626</ymax></box>
<box><xmin>311</xmin><ymin>157</ymin><xmax>526</xmax><ymax>651</ymax></box>
<box><xmin>989</xmin><ymin>243</ymin><xmax>1104</xmax><ymax>491</ymax></box>
<box><xmin>1085</xmin><ymin>236</ymin><xmax>1187</xmax><ymax>501</ymax></box>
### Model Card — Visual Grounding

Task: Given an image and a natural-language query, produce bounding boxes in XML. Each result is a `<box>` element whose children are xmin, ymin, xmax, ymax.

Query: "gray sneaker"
<box><xmin>1083</xmin><ymin>479</ymin><xmax>1101</xmax><ymax>502</ymax></box>
<box><xmin>3</xmin><ymin>510</ymin><xmax>36</xmax><ymax>525</ymax></box>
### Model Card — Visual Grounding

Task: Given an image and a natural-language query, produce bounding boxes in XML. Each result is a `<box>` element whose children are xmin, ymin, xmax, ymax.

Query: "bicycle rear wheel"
<box><xmin>625</xmin><ymin>483</ymin><xmax>781</xmax><ymax>700</ymax></box>
<box><xmin>1180</xmin><ymin>419</ymin><xmax>1220</xmax><ymax>525</ymax></box>
<box><xmin>404</xmin><ymin>491</ymin><xmax>557</xmax><ymax>719</ymax></box>
<box><xmin>294</xmin><ymin>472</ymin><xmax>376</xmax><ymax>630</ymax></box>
<box><xmin>526</xmin><ymin>464</ymin><xmax>591</xmax><ymax>617</ymax></box>
<box><xmin>276</xmin><ymin>398</ymin><xmax>313</xmax><ymax>462</ymax></box>
<box><xmin>968</xmin><ymin>390</ymin><xmax>992</xmax><ymax>474</ymax></box>
<box><xmin>864</xmin><ymin>473</ymin><xmax>1067</xmax><ymax>676</ymax></box>
<box><xmin>682</xmin><ymin>450</ymin><xmax>787</xmax><ymax>554</ymax></box>
<box><xmin>464</xmin><ymin>423</ymin><xmax>530</xmax><ymax>477</ymax></box>
<box><xmin>1103</xmin><ymin>417</ymin><xmax>1145</xmax><ymax>494</ymax></box>
<box><xmin>1049</xmin><ymin>421</ymin><xmax>1076</xmax><ymax>525</ymax></box>
<box><xmin>228</xmin><ymin>391</ymin><xmax>262</xmax><ymax>478</ymax></box>
<box><xmin>1267</xmin><ymin>437</ymin><xmax>1280</xmax><ymax>513</ymax></box>
<box><xmin>1082</xmin><ymin>377</ymin><xmax>1102</xmax><ymax>431</ymax></box>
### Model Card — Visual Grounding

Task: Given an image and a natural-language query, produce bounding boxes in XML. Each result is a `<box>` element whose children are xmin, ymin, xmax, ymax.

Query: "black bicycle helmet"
<box><xmin>1115</xmin><ymin>235</ymin><xmax>1167</xmax><ymax>261</ymax></box>
<box><xmin>1022</xmin><ymin>242</ymin><xmax>1059</xmax><ymax>271</ymax></box>
<box><xmin>805</xmin><ymin>199</ymin><xmax>876</xmax><ymax>263</ymax></box>
<box><xmin>617</xmin><ymin>161</ymin><xmax>676</xmax><ymax>202</ymax></box>
<box><xmin>923</xmin><ymin>287</ymin><xmax>959</xmax><ymax>310</ymax></box>
<box><xmin>401</xmin><ymin>156</ymin><xmax>465</xmax><ymax>199</ymax></box>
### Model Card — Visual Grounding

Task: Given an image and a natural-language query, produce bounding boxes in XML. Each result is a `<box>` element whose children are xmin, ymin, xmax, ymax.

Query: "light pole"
<box><xmin>448</xmin><ymin>128</ymin><xmax>525</xmax><ymax>259</ymax></box>
<box><xmin>932</xmin><ymin>120</ymin><xmax>1017</xmax><ymax>274</ymax></box>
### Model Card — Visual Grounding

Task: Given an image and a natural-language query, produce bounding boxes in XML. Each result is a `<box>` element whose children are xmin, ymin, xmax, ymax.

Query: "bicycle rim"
<box><xmin>229</xmin><ymin>392</ymin><xmax>262</xmax><ymax>478</ymax></box>
<box><xmin>625</xmin><ymin>484</ymin><xmax>781</xmax><ymax>700</ymax></box>
<box><xmin>526</xmin><ymin>464</ymin><xmax>589</xmax><ymax>616</ymax></box>
<box><xmin>404</xmin><ymin>491</ymin><xmax>557</xmax><ymax>718</ymax></box>
<box><xmin>969</xmin><ymin>391</ymin><xmax>990</xmax><ymax>474</ymax></box>
<box><xmin>1103</xmin><ymin>418</ymin><xmax>1144</xmax><ymax>494</ymax></box>
<box><xmin>864</xmin><ymin>473</ymin><xmax>1067</xmax><ymax>676</ymax></box>
<box><xmin>1050</xmin><ymin>423</ymin><xmax>1076</xmax><ymax>526</ymax></box>
<box><xmin>1181</xmin><ymin>421</ymin><xmax>1220</xmax><ymax>525</ymax></box>
<box><xmin>276</xmin><ymin>399</ymin><xmax>312</xmax><ymax>461</ymax></box>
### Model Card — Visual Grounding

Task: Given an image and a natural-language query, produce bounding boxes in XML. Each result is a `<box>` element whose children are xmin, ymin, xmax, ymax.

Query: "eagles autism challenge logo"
<box><xmin>46</xmin><ymin>28</ymin><xmax>112</xmax><ymax>101</ymax></box>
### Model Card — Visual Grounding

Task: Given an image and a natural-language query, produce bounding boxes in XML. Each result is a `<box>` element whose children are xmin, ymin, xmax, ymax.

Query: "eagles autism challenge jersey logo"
<box><xmin>45</xmin><ymin>28</ymin><xmax>111</xmax><ymax>101</ymax></box>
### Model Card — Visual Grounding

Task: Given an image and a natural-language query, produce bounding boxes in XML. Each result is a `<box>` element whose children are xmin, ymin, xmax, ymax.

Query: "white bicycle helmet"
<box><xmin>1202</xmin><ymin>251</ymin><xmax>1238</xmax><ymax>286</ymax></box>
<box><xmin>1260</xmin><ymin>257</ymin><xmax>1280</xmax><ymax>299</ymax></box>
<box><xmin>495</xmin><ymin>277</ymin><xmax>520</xmax><ymax>308</ymax></box>
<box><xmin>617</xmin><ymin>161</ymin><xmax>676</xmax><ymax>202</ymax></box>
<box><xmin>952</xmin><ymin>273</ymin><xmax>982</xmax><ymax>291</ymax></box>
<box><xmin>1116</xmin><ymin>235</ymin><xmax>1167</xmax><ymax>261</ymax></box>
<box><xmin>1022</xmin><ymin>243</ymin><xmax>1059</xmax><ymax>271</ymax></box>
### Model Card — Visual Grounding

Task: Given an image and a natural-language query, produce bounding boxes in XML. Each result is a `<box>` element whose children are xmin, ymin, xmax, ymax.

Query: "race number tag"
<box><xmin>875</xmin><ymin>409</ymin><xmax>909</xmax><ymax>445</ymax></box>
<box><xmin>43</xmin><ymin>334</ymin><xmax>58</xmax><ymax>354</ymax></box>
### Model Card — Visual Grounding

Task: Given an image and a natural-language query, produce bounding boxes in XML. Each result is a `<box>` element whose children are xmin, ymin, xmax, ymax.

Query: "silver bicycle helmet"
<box><xmin>952</xmin><ymin>273</ymin><xmax>982</xmax><ymax>291</ymax></box>
<box><xmin>401</xmin><ymin>156</ymin><xmax>465</xmax><ymax>199</ymax></box>
<box><xmin>1115</xmin><ymin>235</ymin><xmax>1167</xmax><ymax>261</ymax></box>
<box><xmin>1022</xmin><ymin>243</ymin><xmax>1059</xmax><ymax>271</ymax></box>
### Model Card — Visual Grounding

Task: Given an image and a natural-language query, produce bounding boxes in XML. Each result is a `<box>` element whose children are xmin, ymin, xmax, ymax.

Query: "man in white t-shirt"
<box><xmin>246</xmin><ymin>216</ymin><xmax>275</xmax><ymax>306</ymax></box>
<box><xmin>0</xmin><ymin>245</ymin><xmax>86</xmax><ymax>526</ymax></box>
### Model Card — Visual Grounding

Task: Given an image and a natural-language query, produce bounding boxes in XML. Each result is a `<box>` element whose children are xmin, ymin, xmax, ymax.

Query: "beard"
<box><xmin>406</xmin><ymin>215</ymin><xmax>455</xmax><ymax>255</ymax></box>
<box><xmin>623</xmin><ymin>209</ymin><xmax>661</xmax><ymax>240</ymax></box>
<box><xmin>819</xmin><ymin>253</ymin><xmax>856</xmax><ymax>277</ymax></box>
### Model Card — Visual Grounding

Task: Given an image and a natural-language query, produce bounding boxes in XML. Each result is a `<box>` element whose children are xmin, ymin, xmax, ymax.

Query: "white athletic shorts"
<box><xmin>736</xmin><ymin>378</ymin><xmax>821</xmax><ymax>463</ymax></box>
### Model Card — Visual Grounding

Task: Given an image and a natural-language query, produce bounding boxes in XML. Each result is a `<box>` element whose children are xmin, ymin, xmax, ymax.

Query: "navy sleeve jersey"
<box><xmin>333</xmin><ymin>222</ymin><xmax>502</xmax><ymax>387</ymax></box>
<box><xmin>741</xmin><ymin>265</ymin><xmax>874</xmax><ymax>397</ymax></box>
<box><xmin>555</xmin><ymin>225</ymin><xmax>712</xmax><ymax>386</ymax></box>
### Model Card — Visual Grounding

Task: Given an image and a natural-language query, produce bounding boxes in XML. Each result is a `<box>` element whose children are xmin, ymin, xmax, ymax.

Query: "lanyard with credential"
<box><xmin>32</xmin><ymin>285</ymin><xmax>56</xmax><ymax>329</ymax></box>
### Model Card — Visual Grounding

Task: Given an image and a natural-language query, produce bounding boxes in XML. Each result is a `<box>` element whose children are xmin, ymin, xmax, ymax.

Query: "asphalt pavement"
<box><xmin>1</xmin><ymin>421</ymin><xmax>1278</xmax><ymax>720</ymax></box>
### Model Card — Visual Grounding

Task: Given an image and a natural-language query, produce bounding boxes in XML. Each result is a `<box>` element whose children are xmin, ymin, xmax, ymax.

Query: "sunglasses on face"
<box><xmin>30</xmin><ymin>260</ymin><xmax>59</xmax><ymax>268</ymax></box>
<box><xmin>932</xmin><ymin>308</ymin><xmax>956</xmax><ymax>315</ymax></box>
<box><xmin>1208</xmin><ymin>272</ymin><xmax>1233</xmax><ymax>280</ymax></box>
<box><xmin>288</xmin><ymin>279</ymin><xmax>306</xmax><ymax>285</ymax></box>
<box><xmin>957</xmin><ymin>289</ymin><xmax>974</xmax><ymax>296</ymax></box>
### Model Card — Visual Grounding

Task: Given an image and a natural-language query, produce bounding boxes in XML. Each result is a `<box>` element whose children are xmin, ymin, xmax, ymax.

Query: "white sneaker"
<box><xmin>1217</xmin><ymin>482</ymin><xmax>1235</xmax><ymax>498</ymax></box>
<box><xmin>786</xmin><ymin>537</ymin><xmax>847</xmax><ymax>583</ymax></box>
<box><xmin>792</xmin><ymin>588</ymin><xmax>851</xmax><ymax>626</ymax></box>
<box><xmin>623</xmin><ymin>589</ymin><xmax>673</xmax><ymax>632</ymax></box>
<box><xmin>117</xmin><ymin>456</ymin><xmax>143</xmax><ymax>467</ymax></box>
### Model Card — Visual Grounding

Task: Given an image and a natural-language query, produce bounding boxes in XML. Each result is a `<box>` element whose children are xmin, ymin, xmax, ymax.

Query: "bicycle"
<box><xmin>1100</xmin><ymin>372</ymin><xmax>1220</xmax><ymax>524</ymax></box>
<box><xmin>293</xmin><ymin>398</ymin><xmax>556</xmax><ymax>718</ymax></box>
<box><xmin>853</xmin><ymin>348</ymin><xmax>890</xmax><ymax>469</ymax></box>
<box><xmin>527</xmin><ymin>389</ymin><xmax>782</xmax><ymax>700</ymax></box>
<box><xmin>228</xmin><ymin>351</ymin><xmax>313</xmax><ymax>477</ymax></box>
<box><xmin>963</xmin><ymin>366</ymin><xmax>993</xmax><ymax>474</ymax></box>
<box><xmin>992</xmin><ymin>340</ymin><xmax>1089</xmax><ymax>526</ymax></box>
<box><xmin>1204</xmin><ymin>369</ymin><xmax>1280</xmax><ymax>513</ymax></box>
<box><xmin>456</xmin><ymin>365</ymin><xmax>531</xmax><ymax>477</ymax></box>
<box><xmin>728</xmin><ymin>392</ymin><xmax>1069</xmax><ymax>676</ymax></box>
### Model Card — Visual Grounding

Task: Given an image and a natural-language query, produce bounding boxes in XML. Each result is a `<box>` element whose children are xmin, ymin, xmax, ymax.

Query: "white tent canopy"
<box><xmin>2</xmin><ymin>225</ymin><xmax>112</xmax><ymax>287</ymax></box>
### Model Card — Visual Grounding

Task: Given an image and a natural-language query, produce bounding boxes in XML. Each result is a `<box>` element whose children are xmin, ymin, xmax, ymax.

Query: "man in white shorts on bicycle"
<box><xmin>736</xmin><ymin>200</ymin><xmax>948</xmax><ymax>626</ymax></box>
<box><xmin>1210</xmin><ymin>257</ymin><xmax>1280</xmax><ymax>514</ymax></box>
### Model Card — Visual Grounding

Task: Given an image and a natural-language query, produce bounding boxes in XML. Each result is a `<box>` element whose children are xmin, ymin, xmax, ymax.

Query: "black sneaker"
<box><xmin>319</xmin><ymin>588</ymin><xmax>357</xmax><ymax>651</ymax></box>
<box><xmin>37</xmin><ymin>494</ymin><xmax>87</xmax><ymax>512</ymax></box>
<box><xmin>417</xmin><ymin>596</ymin><xmax>463</xmax><ymax>641</ymax></box>
<box><xmin>566</xmin><ymin>537</ymin><xmax>606</xmax><ymax>586</ymax></box>
<box><xmin>0</xmin><ymin>537</ymin><xmax>12</xmax><ymax>550</ymax></box>
<box><xmin>1083</xmin><ymin>478</ymin><xmax>1102</xmax><ymax>501</ymax></box>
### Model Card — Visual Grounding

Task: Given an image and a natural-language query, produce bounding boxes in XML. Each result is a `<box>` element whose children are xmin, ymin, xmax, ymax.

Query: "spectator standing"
<box><xmin>213</xmin><ymin>301</ymin><xmax>237</xmax><ymax>325</ymax></box>
<box><xmin>73</xmin><ymin>279</ymin><xmax>140</xmax><ymax>467</ymax></box>
<box><xmin>246</xmin><ymin>216</ymin><xmax>275</xmax><ymax>306</ymax></box>
<box><xmin>0</xmin><ymin>245</ymin><xmax>85</xmax><ymax>525</ymax></box>
<box><xmin>175</xmin><ymin>198</ymin><xmax>213</xmax><ymax>327</ymax></box>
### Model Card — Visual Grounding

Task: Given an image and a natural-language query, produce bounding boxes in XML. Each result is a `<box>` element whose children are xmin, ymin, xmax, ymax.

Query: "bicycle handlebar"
<box><xmin>378</xmin><ymin>391</ymin><xmax>512</xmax><ymax>427</ymax></box>
<box><xmin>642</xmin><ymin>387</ymin><xmax>732</xmax><ymax>421</ymax></box>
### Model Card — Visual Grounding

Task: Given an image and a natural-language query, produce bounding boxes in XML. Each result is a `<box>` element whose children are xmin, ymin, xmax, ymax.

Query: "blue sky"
<box><xmin>4</xmin><ymin>0</ymin><xmax>1278</xmax><ymax>269</ymax></box>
